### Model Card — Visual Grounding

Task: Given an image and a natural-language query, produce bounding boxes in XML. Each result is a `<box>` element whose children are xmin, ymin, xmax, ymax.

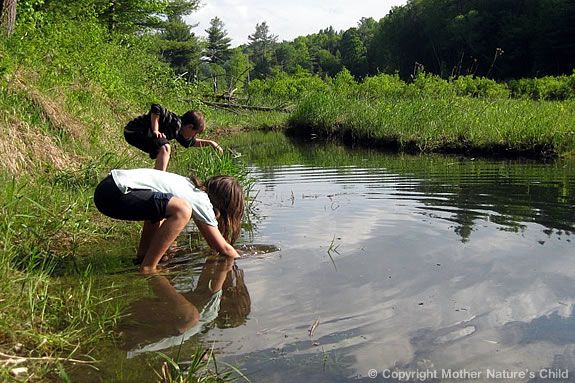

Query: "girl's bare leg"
<box><xmin>139</xmin><ymin>197</ymin><xmax>191</xmax><ymax>274</ymax></box>
<box><xmin>135</xmin><ymin>220</ymin><xmax>162</xmax><ymax>263</ymax></box>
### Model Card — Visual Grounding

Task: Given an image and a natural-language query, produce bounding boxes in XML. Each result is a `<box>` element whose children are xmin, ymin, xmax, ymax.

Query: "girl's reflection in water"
<box><xmin>118</xmin><ymin>255</ymin><xmax>251</xmax><ymax>358</ymax></box>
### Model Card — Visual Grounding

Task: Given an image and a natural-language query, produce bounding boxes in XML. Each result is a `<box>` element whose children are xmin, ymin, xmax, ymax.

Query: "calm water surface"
<box><xmin>82</xmin><ymin>132</ymin><xmax>575</xmax><ymax>382</ymax></box>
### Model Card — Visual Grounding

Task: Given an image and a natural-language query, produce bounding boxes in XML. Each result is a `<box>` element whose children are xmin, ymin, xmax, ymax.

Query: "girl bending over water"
<box><xmin>93</xmin><ymin>168</ymin><xmax>244</xmax><ymax>273</ymax></box>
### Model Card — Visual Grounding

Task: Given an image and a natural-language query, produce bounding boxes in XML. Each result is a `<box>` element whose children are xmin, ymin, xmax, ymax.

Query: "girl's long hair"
<box><xmin>191</xmin><ymin>175</ymin><xmax>244</xmax><ymax>244</ymax></box>
<box><xmin>216</xmin><ymin>264</ymin><xmax>251</xmax><ymax>328</ymax></box>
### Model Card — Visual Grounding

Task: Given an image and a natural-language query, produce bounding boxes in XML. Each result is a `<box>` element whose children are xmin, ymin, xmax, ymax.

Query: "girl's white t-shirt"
<box><xmin>110</xmin><ymin>168</ymin><xmax>218</xmax><ymax>227</ymax></box>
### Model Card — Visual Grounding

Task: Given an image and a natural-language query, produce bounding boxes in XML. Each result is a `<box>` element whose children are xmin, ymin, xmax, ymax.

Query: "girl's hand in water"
<box><xmin>139</xmin><ymin>265</ymin><xmax>165</xmax><ymax>274</ymax></box>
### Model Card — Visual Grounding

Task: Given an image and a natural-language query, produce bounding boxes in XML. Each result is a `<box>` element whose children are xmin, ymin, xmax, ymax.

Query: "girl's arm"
<box><xmin>148</xmin><ymin>275</ymin><xmax>200</xmax><ymax>333</ymax></box>
<box><xmin>196</xmin><ymin>255</ymin><xmax>235</xmax><ymax>293</ymax></box>
<box><xmin>194</xmin><ymin>219</ymin><xmax>239</xmax><ymax>258</ymax></box>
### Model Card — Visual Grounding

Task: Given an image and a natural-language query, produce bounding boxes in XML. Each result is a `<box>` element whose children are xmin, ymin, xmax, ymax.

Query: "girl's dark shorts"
<box><xmin>94</xmin><ymin>175</ymin><xmax>173</xmax><ymax>223</ymax></box>
<box><xmin>124</xmin><ymin>130</ymin><xmax>169</xmax><ymax>159</ymax></box>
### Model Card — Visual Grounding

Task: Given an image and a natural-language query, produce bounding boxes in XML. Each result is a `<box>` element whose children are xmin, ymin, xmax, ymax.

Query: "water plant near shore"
<box><xmin>155</xmin><ymin>345</ymin><xmax>249</xmax><ymax>383</ymax></box>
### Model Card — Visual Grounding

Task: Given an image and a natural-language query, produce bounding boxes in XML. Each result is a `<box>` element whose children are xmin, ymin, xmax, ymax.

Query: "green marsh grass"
<box><xmin>173</xmin><ymin>148</ymin><xmax>251</xmax><ymax>184</ymax></box>
<box><xmin>288</xmin><ymin>92</ymin><xmax>575</xmax><ymax>158</ymax></box>
<box><xmin>207</xmin><ymin>108</ymin><xmax>289</xmax><ymax>133</ymax></box>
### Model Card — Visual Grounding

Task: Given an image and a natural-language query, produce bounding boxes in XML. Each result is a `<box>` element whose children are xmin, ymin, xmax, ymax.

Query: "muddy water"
<box><xmin>79</xmin><ymin>132</ymin><xmax>575</xmax><ymax>382</ymax></box>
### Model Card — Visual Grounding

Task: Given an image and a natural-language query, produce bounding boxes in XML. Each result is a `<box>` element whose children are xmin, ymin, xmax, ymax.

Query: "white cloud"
<box><xmin>186</xmin><ymin>0</ymin><xmax>407</xmax><ymax>46</ymax></box>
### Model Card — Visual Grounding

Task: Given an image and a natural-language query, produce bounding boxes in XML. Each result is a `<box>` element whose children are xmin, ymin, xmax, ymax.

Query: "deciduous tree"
<box><xmin>225</xmin><ymin>47</ymin><xmax>251</xmax><ymax>92</ymax></box>
<box><xmin>340</xmin><ymin>28</ymin><xmax>368</xmax><ymax>79</ymax></box>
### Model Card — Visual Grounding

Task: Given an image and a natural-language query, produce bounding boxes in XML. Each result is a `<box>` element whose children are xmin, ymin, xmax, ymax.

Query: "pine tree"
<box><xmin>157</xmin><ymin>1</ymin><xmax>202</xmax><ymax>76</ymax></box>
<box><xmin>247</xmin><ymin>21</ymin><xmax>277</xmax><ymax>79</ymax></box>
<box><xmin>204</xmin><ymin>17</ymin><xmax>232</xmax><ymax>64</ymax></box>
<box><xmin>160</xmin><ymin>15</ymin><xmax>202</xmax><ymax>75</ymax></box>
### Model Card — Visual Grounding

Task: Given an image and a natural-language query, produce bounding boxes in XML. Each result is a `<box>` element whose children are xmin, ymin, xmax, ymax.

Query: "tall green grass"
<box><xmin>0</xmin><ymin>173</ymin><xmax>124</xmax><ymax>380</ymax></box>
<box><xmin>6</xmin><ymin>17</ymin><xmax>199</xmax><ymax>113</ymax></box>
<box><xmin>241</xmin><ymin>69</ymin><xmax>575</xmax><ymax>158</ymax></box>
<box><xmin>288</xmin><ymin>91</ymin><xmax>575</xmax><ymax>157</ymax></box>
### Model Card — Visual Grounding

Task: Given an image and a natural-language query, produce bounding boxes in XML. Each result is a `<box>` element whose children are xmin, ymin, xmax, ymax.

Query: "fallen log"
<box><xmin>202</xmin><ymin>101</ymin><xmax>292</xmax><ymax>113</ymax></box>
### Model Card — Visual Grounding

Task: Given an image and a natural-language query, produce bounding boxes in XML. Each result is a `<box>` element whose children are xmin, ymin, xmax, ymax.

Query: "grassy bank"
<box><xmin>0</xmin><ymin>15</ymin><xmax>273</xmax><ymax>380</ymax></box>
<box><xmin>267</xmin><ymin>71</ymin><xmax>575</xmax><ymax>158</ymax></box>
<box><xmin>287</xmin><ymin>91</ymin><xmax>575</xmax><ymax>158</ymax></box>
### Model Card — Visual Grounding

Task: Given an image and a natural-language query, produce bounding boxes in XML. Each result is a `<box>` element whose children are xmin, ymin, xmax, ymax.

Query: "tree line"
<box><xmin>3</xmin><ymin>0</ymin><xmax>574</xmax><ymax>93</ymax></box>
<box><xmin>246</xmin><ymin>0</ymin><xmax>574</xmax><ymax>81</ymax></box>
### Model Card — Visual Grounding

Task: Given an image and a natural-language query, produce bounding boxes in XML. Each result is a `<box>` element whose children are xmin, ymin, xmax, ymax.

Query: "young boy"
<box><xmin>124</xmin><ymin>104</ymin><xmax>223</xmax><ymax>171</ymax></box>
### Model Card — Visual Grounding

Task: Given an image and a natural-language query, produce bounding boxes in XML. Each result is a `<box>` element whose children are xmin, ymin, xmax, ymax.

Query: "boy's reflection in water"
<box><xmin>118</xmin><ymin>255</ymin><xmax>251</xmax><ymax>358</ymax></box>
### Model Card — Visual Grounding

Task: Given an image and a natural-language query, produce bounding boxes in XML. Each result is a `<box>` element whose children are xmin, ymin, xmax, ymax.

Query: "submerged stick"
<box><xmin>308</xmin><ymin>318</ymin><xmax>320</xmax><ymax>337</ymax></box>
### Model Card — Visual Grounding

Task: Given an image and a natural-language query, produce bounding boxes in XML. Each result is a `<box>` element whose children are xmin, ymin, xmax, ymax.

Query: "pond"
<box><xmin>76</xmin><ymin>132</ymin><xmax>575</xmax><ymax>382</ymax></box>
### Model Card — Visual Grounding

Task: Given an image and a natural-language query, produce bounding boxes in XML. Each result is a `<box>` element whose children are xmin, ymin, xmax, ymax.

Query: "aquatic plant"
<box><xmin>326</xmin><ymin>235</ymin><xmax>340</xmax><ymax>271</ymax></box>
<box><xmin>155</xmin><ymin>345</ymin><xmax>249</xmax><ymax>383</ymax></box>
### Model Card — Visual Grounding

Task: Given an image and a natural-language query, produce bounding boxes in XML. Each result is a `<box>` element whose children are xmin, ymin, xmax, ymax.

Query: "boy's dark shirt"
<box><xmin>124</xmin><ymin>104</ymin><xmax>195</xmax><ymax>148</ymax></box>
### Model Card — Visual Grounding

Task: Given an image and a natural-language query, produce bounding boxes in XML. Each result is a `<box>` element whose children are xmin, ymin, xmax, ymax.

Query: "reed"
<box><xmin>155</xmin><ymin>345</ymin><xmax>250</xmax><ymax>383</ymax></box>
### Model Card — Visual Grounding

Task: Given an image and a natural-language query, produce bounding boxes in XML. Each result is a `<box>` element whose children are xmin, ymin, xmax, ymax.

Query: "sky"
<box><xmin>185</xmin><ymin>0</ymin><xmax>408</xmax><ymax>47</ymax></box>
